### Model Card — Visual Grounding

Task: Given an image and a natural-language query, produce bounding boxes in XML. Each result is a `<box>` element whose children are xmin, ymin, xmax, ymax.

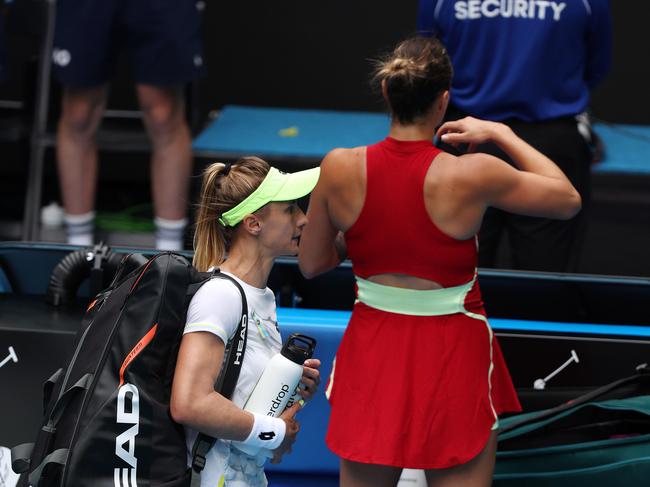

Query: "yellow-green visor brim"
<box><xmin>219</xmin><ymin>166</ymin><xmax>320</xmax><ymax>227</ymax></box>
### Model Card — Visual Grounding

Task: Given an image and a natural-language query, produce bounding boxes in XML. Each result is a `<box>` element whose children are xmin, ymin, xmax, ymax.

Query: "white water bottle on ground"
<box><xmin>234</xmin><ymin>334</ymin><xmax>317</xmax><ymax>456</ymax></box>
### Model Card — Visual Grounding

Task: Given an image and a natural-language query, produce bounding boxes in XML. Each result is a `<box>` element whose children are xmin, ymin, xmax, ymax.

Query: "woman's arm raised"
<box><xmin>438</xmin><ymin>117</ymin><xmax>582</xmax><ymax>219</ymax></box>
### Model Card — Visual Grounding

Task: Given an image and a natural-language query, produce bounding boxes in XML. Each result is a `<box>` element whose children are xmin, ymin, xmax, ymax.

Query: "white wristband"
<box><xmin>234</xmin><ymin>413</ymin><xmax>286</xmax><ymax>451</ymax></box>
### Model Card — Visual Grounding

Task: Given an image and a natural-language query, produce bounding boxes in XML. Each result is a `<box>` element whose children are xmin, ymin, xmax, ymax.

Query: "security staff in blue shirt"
<box><xmin>418</xmin><ymin>0</ymin><xmax>612</xmax><ymax>272</ymax></box>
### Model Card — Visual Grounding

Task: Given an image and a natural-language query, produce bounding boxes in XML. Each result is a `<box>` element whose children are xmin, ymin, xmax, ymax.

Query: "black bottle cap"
<box><xmin>281</xmin><ymin>333</ymin><xmax>317</xmax><ymax>365</ymax></box>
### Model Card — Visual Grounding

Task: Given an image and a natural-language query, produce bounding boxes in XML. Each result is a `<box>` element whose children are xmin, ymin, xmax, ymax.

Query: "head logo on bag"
<box><xmin>115</xmin><ymin>383</ymin><xmax>139</xmax><ymax>486</ymax></box>
<box><xmin>114</xmin><ymin>325</ymin><xmax>157</xmax><ymax>486</ymax></box>
<box><xmin>234</xmin><ymin>315</ymin><xmax>248</xmax><ymax>366</ymax></box>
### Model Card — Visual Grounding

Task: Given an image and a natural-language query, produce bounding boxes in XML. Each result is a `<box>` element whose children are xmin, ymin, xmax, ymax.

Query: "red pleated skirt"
<box><xmin>325</xmin><ymin>301</ymin><xmax>521</xmax><ymax>469</ymax></box>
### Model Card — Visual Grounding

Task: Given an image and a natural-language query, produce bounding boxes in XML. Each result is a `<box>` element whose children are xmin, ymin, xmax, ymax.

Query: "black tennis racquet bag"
<box><xmin>11</xmin><ymin>252</ymin><xmax>248</xmax><ymax>486</ymax></box>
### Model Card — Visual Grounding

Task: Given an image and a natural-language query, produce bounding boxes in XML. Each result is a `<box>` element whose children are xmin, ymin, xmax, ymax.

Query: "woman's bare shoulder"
<box><xmin>436</xmin><ymin>151</ymin><xmax>509</xmax><ymax>185</ymax></box>
<box><xmin>323</xmin><ymin>146</ymin><xmax>365</xmax><ymax>165</ymax></box>
<box><xmin>320</xmin><ymin>146</ymin><xmax>366</xmax><ymax>183</ymax></box>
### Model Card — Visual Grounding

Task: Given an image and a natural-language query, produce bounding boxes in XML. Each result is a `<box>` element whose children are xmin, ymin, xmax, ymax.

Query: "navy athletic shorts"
<box><xmin>52</xmin><ymin>0</ymin><xmax>206</xmax><ymax>86</ymax></box>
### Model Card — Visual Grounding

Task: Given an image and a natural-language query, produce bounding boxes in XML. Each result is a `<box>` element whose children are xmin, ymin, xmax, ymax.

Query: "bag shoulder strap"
<box><xmin>190</xmin><ymin>269</ymin><xmax>249</xmax><ymax>483</ymax></box>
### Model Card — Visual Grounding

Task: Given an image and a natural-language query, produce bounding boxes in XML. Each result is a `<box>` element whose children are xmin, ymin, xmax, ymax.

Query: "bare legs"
<box><xmin>425</xmin><ymin>431</ymin><xmax>498</xmax><ymax>487</ymax></box>
<box><xmin>56</xmin><ymin>83</ymin><xmax>192</xmax><ymax>247</ymax></box>
<box><xmin>56</xmin><ymin>85</ymin><xmax>108</xmax><ymax>216</ymax></box>
<box><xmin>340</xmin><ymin>431</ymin><xmax>498</xmax><ymax>487</ymax></box>
<box><xmin>340</xmin><ymin>460</ymin><xmax>402</xmax><ymax>487</ymax></box>
<box><xmin>136</xmin><ymin>84</ymin><xmax>192</xmax><ymax>222</ymax></box>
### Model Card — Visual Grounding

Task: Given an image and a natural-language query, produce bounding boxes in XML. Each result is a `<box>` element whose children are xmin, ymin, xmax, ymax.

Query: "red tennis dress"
<box><xmin>325</xmin><ymin>137</ymin><xmax>521</xmax><ymax>469</ymax></box>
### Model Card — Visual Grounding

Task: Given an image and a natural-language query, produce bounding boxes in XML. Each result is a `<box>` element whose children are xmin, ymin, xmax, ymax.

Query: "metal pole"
<box><xmin>22</xmin><ymin>0</ymin><xmax>57</xmax><ymax>241</ymax></box>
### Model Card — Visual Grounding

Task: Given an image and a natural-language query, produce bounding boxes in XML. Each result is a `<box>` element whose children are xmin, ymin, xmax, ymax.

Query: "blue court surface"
<box><xmin>193</xmin><ymin>105</ymin><xmax>390</xmax><ymax>159</ymax></box>
<box><xmin>193</xmin><ymin>105</ymin><xmax>650</xmax><ymax>175</ymax></box>
<box><xmin>592</xmin><ymin>123</ymin><xmax>650</xmax><ymax>174</ymax></box>
<box><xmin>267</xmin><ymin>473</ymin><xmax>337</xmax><ymax>487</ymax></box>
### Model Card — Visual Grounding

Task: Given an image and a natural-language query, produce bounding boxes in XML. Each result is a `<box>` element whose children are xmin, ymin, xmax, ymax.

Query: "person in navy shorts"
<box><xmin>52</xmin><ymin>0</ymin><xmax>206</xmax><ymax>250</ymax></box>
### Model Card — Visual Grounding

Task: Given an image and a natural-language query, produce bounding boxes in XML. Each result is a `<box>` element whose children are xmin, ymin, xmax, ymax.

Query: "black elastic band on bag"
<box><xmin>27</xmin><ymin>448</ymin><xmax>68</xmax><ymax>486</ymax></box>
<box><xmin>42</xmin><ymin>368</ymin><xmax>63</xmax><ymax>415</ymax></box>
<box><xmin>10</xmin><ymin>443</ymin><xmax>34</xmax><ymax>474</ymax></box>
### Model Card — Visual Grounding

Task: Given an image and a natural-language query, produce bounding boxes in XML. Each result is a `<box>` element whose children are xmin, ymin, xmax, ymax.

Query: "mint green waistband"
<box><xmin>355</xmin><ymin>275</ymin><xmax>474</xmax><ymax>316</ymax></box>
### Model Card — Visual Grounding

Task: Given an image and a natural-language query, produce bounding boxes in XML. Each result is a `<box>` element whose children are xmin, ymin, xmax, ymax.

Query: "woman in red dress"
<box><xmin>299</xmin><ymin>37</ymin><xmax>581</xmax><ymax>487</ymax></box>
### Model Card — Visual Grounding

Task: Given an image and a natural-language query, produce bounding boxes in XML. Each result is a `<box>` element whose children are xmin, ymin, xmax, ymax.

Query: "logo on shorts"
<box><xmin>193</xmin><ymin>55</ymin><xmax>204</xmax><ymax>67</ymax></box>
<box><xmin>258</xmin><ymin>431</ymin><xmax>276</xmax><ymax>441</ymax></box>
<box><xmin>52</xmin><ymin>48</ymin><xmax>71</xmax><ymax>67</ymax></box>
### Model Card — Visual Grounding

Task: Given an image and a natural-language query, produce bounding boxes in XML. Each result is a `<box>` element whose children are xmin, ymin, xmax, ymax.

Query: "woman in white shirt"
<box><xmin>171</xmin><ymin>156</ymin><xmax>322</xmax><ymax>487</ymax></box>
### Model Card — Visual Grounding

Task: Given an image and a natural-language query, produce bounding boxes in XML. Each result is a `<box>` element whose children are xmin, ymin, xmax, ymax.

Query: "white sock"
<box><xmin>64</xmin><ymin>211</ymin><xmax>95</xmax><ymax>246</ymax></box>
<box><xmin>154</xmin><ymin>217</ymin><xmax>187</xmax><ymax>251</ymax></box>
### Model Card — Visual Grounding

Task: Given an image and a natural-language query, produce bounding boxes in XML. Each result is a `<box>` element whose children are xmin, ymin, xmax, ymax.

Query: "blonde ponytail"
<box><xmin>192</xmin><ymin>158</ymin><xmax>270</xmax><ymax>271</ymax></box>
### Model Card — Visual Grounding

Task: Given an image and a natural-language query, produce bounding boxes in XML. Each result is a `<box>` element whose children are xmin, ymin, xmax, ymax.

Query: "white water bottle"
<box><xmin>234</xmin><ymin>333</ymin><xmax>317</xmax><ymax>456</ymax></box>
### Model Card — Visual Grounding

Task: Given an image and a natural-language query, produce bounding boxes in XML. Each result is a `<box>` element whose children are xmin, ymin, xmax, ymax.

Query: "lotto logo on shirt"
<box><xmin>454</xmin><ymin>0</ymin><xmax>567</xmax><ymax>21</ymax></box>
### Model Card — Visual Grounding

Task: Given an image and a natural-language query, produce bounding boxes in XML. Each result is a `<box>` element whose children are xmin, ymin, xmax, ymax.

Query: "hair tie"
<box><xmin>221</xmin><ymin>162</ymin><xmax>233</xmax><ymax>177</ymax></box>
